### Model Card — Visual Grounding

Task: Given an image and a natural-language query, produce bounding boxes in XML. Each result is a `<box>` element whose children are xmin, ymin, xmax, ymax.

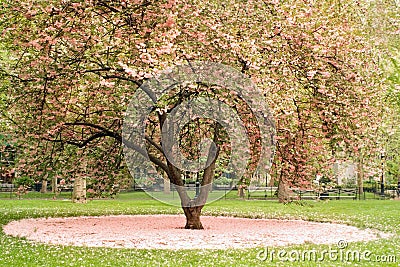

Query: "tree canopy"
<box><xmin>0</xmin><ymin>0</ymin><xmax>397</xmax><ymax>227</ymax></box>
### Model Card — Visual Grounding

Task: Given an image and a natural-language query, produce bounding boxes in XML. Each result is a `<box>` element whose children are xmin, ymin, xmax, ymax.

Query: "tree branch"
<box><xmin>58</xmin><ymin>122</ymin><xmax>170</xmax><ymax>174</ymax></box>
<box><xmin>145</xmin><ymin>135</ymin><xmax>163</xmax><ymax>153</ymax></box>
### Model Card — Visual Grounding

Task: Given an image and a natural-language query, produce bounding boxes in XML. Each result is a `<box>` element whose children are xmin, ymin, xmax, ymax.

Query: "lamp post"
<box><xmin>380</xmin><ymin>150</ymin><xmax>385</xmax><ymax>196</ymax></box>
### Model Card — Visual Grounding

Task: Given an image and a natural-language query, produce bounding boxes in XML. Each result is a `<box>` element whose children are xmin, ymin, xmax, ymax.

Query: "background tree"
<box><xmin>358</xmin><ymin>0</ymin><xmax>400</xmax><ymax>188</ymax></box>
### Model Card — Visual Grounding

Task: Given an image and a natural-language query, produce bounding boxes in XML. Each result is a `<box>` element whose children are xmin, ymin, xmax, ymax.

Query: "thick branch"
<box><xmin>57</xmin><ymin>122</ymin><xmax>170</xmax><ymax>174</ymax></box>
<box><xmin>145</xmin><ymin>135</ymin><xmax>163</xmax><ymax>153</ymax></box>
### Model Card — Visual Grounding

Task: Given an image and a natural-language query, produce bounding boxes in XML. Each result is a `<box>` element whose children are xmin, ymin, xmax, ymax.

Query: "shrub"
<box><xmin>13</xmin><ymin>176</ymin><xmax>35</xmax><ymax>188</ymax></box>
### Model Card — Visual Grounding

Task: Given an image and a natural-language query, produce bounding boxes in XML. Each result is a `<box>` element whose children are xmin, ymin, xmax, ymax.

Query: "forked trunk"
<box><xmin>182</xmin><ymin>206</ymin><xmax>204</xmax><ymax>229</ymax></box>
<box><xmin>163</xmin><ymin>118</ymin><xmax>219</xmax><ymax>230</ymax></box>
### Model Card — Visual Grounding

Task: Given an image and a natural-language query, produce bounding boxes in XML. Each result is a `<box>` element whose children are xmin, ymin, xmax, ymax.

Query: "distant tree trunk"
<box><xmin>72</xmin><ymin>175</ymin><xmax>86</xmax><ymax>203</ymax></box>
<box><xmin>164</xmin><ymin>176</ymin><xmax>170</xmax><ymax>194</ymax></box>
<box><xmin>51</xmin><ymin>176</ymin><xmax>57</xmax><ymax>193</ymax></box>
<box><xmin>357</xmin><ymin>159</ymin><xmax>364</xmax><ymax>199</ymax></box>
<box><xmin>268</xmin><ymin>173</ymin><xmax>275</xmax><ymax>187</ymax></box>
<box><xmin>238</xmin><ymin>185</ymin><xmax>245</xmax><ymax>198</ymax></box>
<box><xmin>40</xmin><ymin>179</ymin><xmax>47</xmax><ymax>193</ymax></box>
<box><xmin>277</xmin><ymin>178</ymin><xmax>291</xmax><ymax>203</ymax></box>
<box><xmin>397</xmin><ymin>177</ymin><xmax>400</xmax><ymax>198</ymax></box>
<box><xmin>269</xmin><ymin>161</ymin><xmax>278</xmax><ymax>187</ymax></box>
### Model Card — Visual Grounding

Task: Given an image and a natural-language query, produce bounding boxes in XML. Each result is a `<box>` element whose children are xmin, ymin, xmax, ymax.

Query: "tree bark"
<box><xmin>357</xmin><ymin>159</ymin><xmax>364</xmax><ymax>199</ymax></box>
<box><xmin>163</xmin><ymin>176</ymin><xmax>170</xmax><ymax>194</ymax></box>
<box><xmin>182</xmin><ymin>206</ymin><xmax>204</xmax><ymax>229</ymax></box>
<box><xmin>51</xmin><ymin>176</ymin><xmax>57</xmax><ymax>193</ymax></box>
<box><xmin>277</xmin><ymin>178</ymin><xmax>291</xmax><ymax>203</ymax></box>
<box><xmin>72</xmin><ymin>175</ymin><xmax>87</xmax><ymax>203</ymax></box>
<box><xmin>40</xmin><ymin>179</ymin><xmax>47</xmax><ymax>193</ymax></box>
<box><xmin>238</xmin><ymin>186</ymin><xmax>245</xmax><ymax>198</ymax></box>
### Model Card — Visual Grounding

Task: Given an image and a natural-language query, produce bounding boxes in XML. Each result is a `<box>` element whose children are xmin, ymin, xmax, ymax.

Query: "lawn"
<box><xmin>0</xmin><ymin>191</ymin><xmax>399</xmax><ymax>266</ymax></box>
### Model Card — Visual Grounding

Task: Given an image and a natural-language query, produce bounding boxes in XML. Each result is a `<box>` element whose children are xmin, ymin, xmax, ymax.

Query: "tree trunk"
<box><xmin>51</xmin><ymin>176</ymin><xmax>57</xmax><ymax>193</ymax></box>
<box><xmin>72</xmin><ymin>175</ymin><xmax>87</xmax><ymax>203</ymax></box>
<box><xmin>164</xmin><ymin>122</ymin><xmax>219</xmax><ymax>230</ymax></box>
<box><xmin>238</xmin><ymin>186</ymin><xmax>245</xmax><ymax>198</ymax></box>
<box><xmin>277</xmin><ymin>179</ymin><xmax>291</xmax><ymax>203</ymax></box>
<box><xmin>182</xmin><ymin>206</ymin><xmax>204</xmax><ymax>229</ymax></box>
<box><xmin>357</xmin><ymin>160</ymin><xmax>364</xmax><ymax>199</ymax></box>
<box><xmin>40</xmin><ymin>179</ymin><xmax>47</xmax><ymax>193</ymax></box>
<box><xmin>163</xmin><ymin>177</ymin><xmax>170</xmax><ymax>194</ymax></box>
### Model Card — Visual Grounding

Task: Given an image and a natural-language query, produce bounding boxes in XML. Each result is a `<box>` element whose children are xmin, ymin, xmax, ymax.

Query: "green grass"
<box><xmin>0</xmin><ymin>192</ymin><xmax>399</xmax><ymax>266</ymax></box>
